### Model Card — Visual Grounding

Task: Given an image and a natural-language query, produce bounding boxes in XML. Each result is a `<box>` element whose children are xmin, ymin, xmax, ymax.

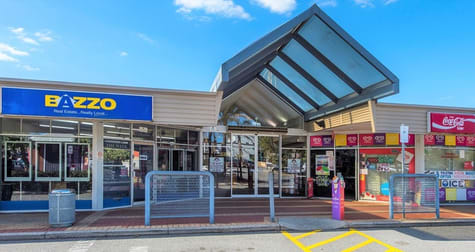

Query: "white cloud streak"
<box><xmin>20</xmin><ymin>64</ymin><xmax>40</xmax><ymax>71</ymax></box>
<box><xmin>383</xmin><ymin>0</ymin><xmax>398</xmax><ymax>5</ymax></box>
<box><xmin>35</xmin><ymin>31</ymin><xmax>53</xmax><ymax>42</ymax></box>
<box><xmin>0</xmin><ymin>43</ymin><xmax>29</xmax><ymax>56</ymax></box>
<box><xmin>174</xmin><ymin>0</ymin><xmax>251</xmax><ymax>20</ymax></box>
<box><xmin>353</xmin><ymin>0</ymin><xmax>375</xmax><ymax>8</ymax></box>
<box><xmin>120</xmin><ymin>51</ymin><xmax>128</xmax><ymax>57</ymax></box>
<box><xmin>316</xmin><ymin>0</ymin><xmax>337</xmax><ymax>7</ymax></box>
<box><xmin>252</xmin><ymin>0</ymin><xmax>296</xmax><ymax>14</ymax></box>
<box><xmin>0</xmin><ymin>52</ymin><xmax>18</xmax><ymax>62</ymax></box>
<box><xmin>137</xmin><ymin>33</ymin><xmax>155</xmax><ymax>44</ymax></box>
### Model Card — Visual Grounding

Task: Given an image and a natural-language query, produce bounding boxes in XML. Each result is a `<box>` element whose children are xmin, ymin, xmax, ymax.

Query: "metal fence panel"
<box><xmin>145</xmin><ymin>171</ymin><xmax>214</xmax><ymax>225</ymax></box>
<box><xmin>389</xmin><ymin>174</ymin><xmax>439</xmax><ymax>219</ymax></box>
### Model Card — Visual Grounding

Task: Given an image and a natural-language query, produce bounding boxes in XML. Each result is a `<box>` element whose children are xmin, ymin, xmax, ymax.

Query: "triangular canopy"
<box><xmin>212</xmin><ymin>4</ymin><xmax>399</xmax><ymax>122</ymax></box>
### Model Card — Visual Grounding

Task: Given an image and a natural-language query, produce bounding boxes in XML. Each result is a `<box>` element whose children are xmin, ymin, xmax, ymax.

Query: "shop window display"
<box><xmin>202</xmin><ymin>132</ymin><xmax>231</xmax><ymax>197</ymax></box>
<box><xmin>359</xmin><ymin>148</ymin><xmax>415</xmax><ymax>201</ymax></box>
<box><xmin>425</xmin><ymin>147</ymin><xmax>475</xmax><ymax>202</ymax></box>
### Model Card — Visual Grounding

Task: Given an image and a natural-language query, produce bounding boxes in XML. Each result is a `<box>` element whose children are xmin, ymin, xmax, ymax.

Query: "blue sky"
<box><xmin>0</xmin><ymin>0</ymin><xmax>474</xmax><ymax>108</ymax></box>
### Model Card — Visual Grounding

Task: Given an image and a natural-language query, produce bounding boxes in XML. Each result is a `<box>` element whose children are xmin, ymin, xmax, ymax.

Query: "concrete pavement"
<box><xmin>1</xmin><ymin>226</ymin><xmax>475</xmax><ymax>251</ymax></box>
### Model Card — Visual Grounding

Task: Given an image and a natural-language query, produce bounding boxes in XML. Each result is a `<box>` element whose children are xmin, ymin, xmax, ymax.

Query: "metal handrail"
<box><xmin>145</xmin><ymin>171</ymin><xmax>215</xmax><ymax>225</ymax></box>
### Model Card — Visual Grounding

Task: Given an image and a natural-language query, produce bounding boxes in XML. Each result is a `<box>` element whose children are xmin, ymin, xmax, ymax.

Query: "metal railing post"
<box><xmin>435</xmin><ymin>177</ymin><xmax>440</xmax><ymax>219</ymax></box>
<box><xmin>145</xmin><ymin>172</ymin><xmax>152</xmax><ymax>226</ymax></box>
<box><xmin>389</xmin><ymin>175</ymin><xmax>394</xmax><ymax>219</ymax></box>
<box><xmin>209</xmin><ymin>173</ymin><xmax>215</xmax><ymax>224</ymax></box>
<box><xmin>269</xmin><ymin>172</ymin><xmax>275</xmax><ymax>222</ymax></box>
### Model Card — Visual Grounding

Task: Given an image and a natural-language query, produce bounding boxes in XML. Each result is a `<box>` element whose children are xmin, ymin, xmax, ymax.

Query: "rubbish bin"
<box><xmin>49</xmin><ymin>189</ymin><xmax>76</xmax><ymax>227</ymax></box>
<box><xmin>1</xmin><ymin>184</ymin><xmax>13</xmax><ymax>201</ymax></box>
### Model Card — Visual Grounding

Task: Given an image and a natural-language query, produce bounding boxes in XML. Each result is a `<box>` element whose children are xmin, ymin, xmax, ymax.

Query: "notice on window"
<box><xmin>210</xmin><ymin>157</ymin><xmax>224</xmax><ymax>173</ymax></box>
<box><xmin>316</xmin><ymin>155</ymin><xmax>330</xmax><ymax>176</ymax></box>
<box><xmin>287</xmin><ymin>158</ymin><xmax>301</xmax><ymax>174</ymax></box>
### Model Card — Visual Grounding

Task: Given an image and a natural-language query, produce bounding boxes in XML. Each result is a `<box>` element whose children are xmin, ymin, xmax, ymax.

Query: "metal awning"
<box><xmin>211</xmin><ymin>4</ymin><xmax>399</xmax><ymax>122</ymax></box>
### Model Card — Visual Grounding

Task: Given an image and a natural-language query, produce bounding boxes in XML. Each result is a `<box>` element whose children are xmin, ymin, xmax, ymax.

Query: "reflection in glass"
<box><xmin>133</xmin><ymin>124</ymin><xmax>154</xmax><ymax>141</ymax></box>
<box><xmin>22</xmin><ymin>119</ymin><xmax>50</xmax><ymax>134</ymax></box>
<box><xmin>282</xmin><ymin>40</ymin><xmax>354</xmax><ymax>98</ymax></box>
<box><xmin>64</xmin><ymin>144</ymin><xmax>89</xmax><ymax>181</ymax></box>
<box><xmin>203</xmin><ymin>132</ymin><xmax>231</xmax><ymax>197</ymax></box>
<box><xmin>4</xmin><ymin>142</ymin><xmax>31</xmax><ymax>181</ymax></box>
<box><xmin>282</xmin><ymin>149</ymin><xmax>306</xmax><ymax>196</ymax></box>
<box><xmin>257</xmin><ymin>136</ymin><xmax>279</xmax><ymax>195</ymax></box>
<box><xmin>270</xmin><ymin>56</ymin><xmax>331</xmax><ymax>106</ymax></box>
<box><xmin>232</xmin><ymin>135</ymin><xmax>256</xmax><ymax>195</ymax></box>
<box><xmin>133</xmin><ymin>144</ymin><xmax>154</xmax><ymax>202</ymax></box>
<box><xmin>103</xmin><ymin>140</ymin><xmax>131</xmax><ymax>208</ymax></box>
<box><xmin>35</xmin><ymin>143</ymin><xmax>61</xmax><ymax>181</ymax></box>
<box><xmin>260</xmin><ymin>69</ymin><xmax>314</xmax><ymax>112</ymax></box>
<box><xmin>51</xmin><ymin>120</ymin><xmax>79</xmax><ymax>135</ymax></box>
<box><xmin>298</xmin><ymin>15</ymin><xmax>386</xmax><ymax>88</ymax></box>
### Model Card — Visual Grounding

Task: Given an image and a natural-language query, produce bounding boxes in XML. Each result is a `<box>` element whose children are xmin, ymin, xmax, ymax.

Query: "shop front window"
<box><xmin>1</xmin><ymin>118</ymin><xmax>93</xmax><ymax>211</ymax></box>
<box><xmin>359</xmin><ymin>148</ymin><xmax>415</xmax><ymax>201</ymax></box>
<box><xmin>103</xmin><ymin>139</ymin><xmax>131</xmax><ymax>208</ymax></box>
<box><xmin>202</xmin><ymin>132</ymin><xmax>231</xmax><ymax>197</ymax></box>
<box><xmin>425</xmin><ymin>147</ymin><xmax>475</xmax><ymax>203</ymax></box>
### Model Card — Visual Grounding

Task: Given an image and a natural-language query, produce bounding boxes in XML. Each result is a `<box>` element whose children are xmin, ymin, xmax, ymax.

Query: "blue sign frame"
<box><xmin>1</xmin><ymin>87</ymin><xmax>153</xmax><ymax>121</ymax></box>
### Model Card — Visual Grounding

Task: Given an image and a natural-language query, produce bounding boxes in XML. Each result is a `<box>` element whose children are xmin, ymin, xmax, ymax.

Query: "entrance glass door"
<box><xmin>231</xmin><ymin>135</ymin><xmax>255</xmax><ymax>195</ymax></box>
<box><xmin>335</xmin><ymin>149</ymin><xmax>357</xmax><ymax>200</ymax></box>
<box><xmin>132</xmin><ymin>143</ymin><xmax>154</xmax><ymax>202</ymax></box>
<box><xmin>172</xmin><ymin>149</ymin><xmax>185</xmax><ymax>171</ymax></box>
<box><xmin>158</xmin><ymin>148</ymin><xmax>170</xmax><ymax>171</ymax></box>
<box><xmin>257</xmin><ymin>136</ymin><xmax>279</xmax><ymax>195</ymax></box>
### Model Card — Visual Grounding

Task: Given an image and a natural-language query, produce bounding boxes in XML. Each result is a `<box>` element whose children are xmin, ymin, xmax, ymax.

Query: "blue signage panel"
<box><xmin>2</xmin><ymin>87</ymin><xmax>153</xmax><ymax>121</ymax></box>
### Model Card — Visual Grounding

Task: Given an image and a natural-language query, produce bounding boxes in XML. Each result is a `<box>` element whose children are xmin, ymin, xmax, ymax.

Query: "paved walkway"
<box><xmin>1</xmin><ymin>198</ymin><xmax>474</xmax><ymax>234</ymax></box>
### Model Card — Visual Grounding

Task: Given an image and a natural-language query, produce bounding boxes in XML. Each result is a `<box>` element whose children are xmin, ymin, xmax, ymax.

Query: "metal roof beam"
<box><xmin>256</xmin><ymin>75</ymin><xmax>304</xmax><ymax>115</ymax></box>
<box><xmin>277</xmin><ymin>51</ymin><xmax>338</xmax><ymax>103</ymax></box>
<box><xmin>293</xmin><ymin>34</ymin><xmax>363</xmax><ymax>94</ymax></box>
<box><xmin>266</xmin><ymin>64</ymin><xmax>320</xmax><ymax>110</ymax></box>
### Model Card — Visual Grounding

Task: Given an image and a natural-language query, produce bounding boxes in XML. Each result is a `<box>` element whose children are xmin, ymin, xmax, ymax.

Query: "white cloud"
<box><xmin>252</xmin><ymin>0</ymin><xmax>296</xmax><ymax>14</ymax></box>
<box><xmin>120</xmin><ymin>51</ymin><xmax>128</xmax><ymax>57</ymax></box>
<box><xmin>174</xmin><ymin>0</ymin><xmax>251</xmax><ymax>20</ymax></box>
<box><xmin>0</xmin><ymin>52</ymin><xmax>18</xmax><ymax>62</ymax></box>
<box><xmin>20</xmin><ymin>37</ymin><xmax>39</xmax><ymax>45</ymax></box>
<box><xmin>34</xmin><ymin>31</ymin><xmax>53</xmax><ymax>42</ymax></box>
<box><xmin>137</xmin><ymin>33</ymin><xmax>155</xmax><ymax>44</ymax></box>
<box><xmin>353</xmin><ymin>0</ymin><xmax>375</xmax><ymax>8</ymax></box>
<box><xmin>383</xmin><ymin>0</ymin><xmax>398</xmax><ymax>5</ymax></box>
<box><xmin>316</xmin><ymin>0</ymin><xmax>337</xmax><ymax>7</ymax></box>
<box><xmin>0</xmin><ymin>43</ymin><xmax>29</xmax><ymax>56</ymax></box>
<box><xmin>19</xmin><ymin>64</ymin><xmax>40</xmax><ymax>71</ymax></box>
<box><xmin>9</xmin><ymin>27</ymin><xmax>24</xmax><ymax>35</ymax></box>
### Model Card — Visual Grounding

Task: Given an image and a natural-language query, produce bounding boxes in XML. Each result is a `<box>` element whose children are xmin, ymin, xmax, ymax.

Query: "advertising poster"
<box><xmin>316</xmin><ymin>155</ymin><xmax>330</xmax><ymax>175</ymax></box>
<box><xmin>287</xmin><ymin>158</ymin><xmax>301</xmax><ymax>174</ymax></box>
<box><xmin>210</xmin><ymin>157</ymin><xmax>224</xmax><ymax>173</ymax></box>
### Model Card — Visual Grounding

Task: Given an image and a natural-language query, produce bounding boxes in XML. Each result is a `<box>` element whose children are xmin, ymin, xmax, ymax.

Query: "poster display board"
<box><xmin>287</xmin><ymin>158</ymin><xmax>301</xmax><ymax>173</ymax></box>
<box><xmin>210</xmin><ymin>157</ymin><xmax>224</xmax><ymax>173</ymax></box>
<box><xmin>316</xmin><ymin>155</ymin><xmax>330</xmax><ymax>175</ymax></box>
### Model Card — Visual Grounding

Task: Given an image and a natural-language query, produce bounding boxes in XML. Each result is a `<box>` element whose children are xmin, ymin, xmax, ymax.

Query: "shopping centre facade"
<box><xmin>1</xmin><ymin>5</ymin><xmax>474</xmax><ymax>212</ymax></box>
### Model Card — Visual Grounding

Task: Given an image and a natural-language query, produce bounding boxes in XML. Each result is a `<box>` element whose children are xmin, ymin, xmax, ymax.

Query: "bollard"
<box><xmin>268</xmin><ymin>172</ymin><xmax>275</xmax><ymax>222</ymax></box>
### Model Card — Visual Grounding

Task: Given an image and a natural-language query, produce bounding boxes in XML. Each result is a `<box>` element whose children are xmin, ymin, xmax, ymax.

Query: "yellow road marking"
<box><xmin>341</xmin><ymin>239</ymin><xmax>374</xmax><ymax>252</ymax></box>
<box><xmin>281</xmin><ymin>231</ymin><xmax>312</xmax><ymax>252</ymax></box>
<box><xmin>294</xmin><ymin>230</ymin><xmax>320</xmax><ymax>240</ymax></box>
<box><xmin>306</xmin><ymin>231</ymin><xmax>356</xmax><ymax>250</ymax></box>
<box><xmin>282</xmin><ymin>228</ymin><xmax>402</xmax><ymax>252</ymax></box>
<box><xmin>350</xmin><ymin>229</ymin><xmax>403</xmax><ymax>252</ymax></box>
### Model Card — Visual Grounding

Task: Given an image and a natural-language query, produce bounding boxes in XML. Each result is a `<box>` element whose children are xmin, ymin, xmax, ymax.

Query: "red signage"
<box><xmin>456</xmin><ymin>136</ymin><xmax>467</xmax><ymax>146</ymax></box>
<box><xmin>430</xmin><ymin>112</ymin><xmax>475</xmax><ymax>134</ymax></box>
<box><xmin>359</xmin><ymin>134</ymin><xmax>374</xmax><ymax>146</ymax></box>
<box><xmin>310</xmin><ymin>136</ymin><xmax>323</xmax><ymax>147</ymax></box>
<box><xmin>346</xmin><ymin>134</ymin><xmax>358</xmax><ymax>146</ymax></box>
<box><xmin>424</xmin><ymin>135</ymin><xmax>435</xmax><ymax>145</ymax></box>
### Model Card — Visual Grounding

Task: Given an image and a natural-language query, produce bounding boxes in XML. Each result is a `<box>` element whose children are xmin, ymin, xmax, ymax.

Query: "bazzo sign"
<box><xmin>429</xmin><ymin>112</ymin><xmax>475</xmax><ymax>134</ymax></box>
<box><xmin>2</xmin><ymin>87</ymin><xmax>152</xmax><ymax>121</ymax></box>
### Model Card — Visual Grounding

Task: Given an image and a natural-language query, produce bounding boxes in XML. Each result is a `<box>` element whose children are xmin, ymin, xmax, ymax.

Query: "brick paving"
<box><xmin>1</xmin><ymin>198</ymin><xmax>474</xmax><ymax>233</ymax></box>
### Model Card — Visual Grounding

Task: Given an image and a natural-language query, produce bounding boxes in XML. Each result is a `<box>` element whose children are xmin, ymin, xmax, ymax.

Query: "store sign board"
<box><xmin>435</xmin><ymin>135</ymin><xmax>445</xmax><ymax>146</ymax></box>
<box><xmin>322</xmin><ymin>135</ymin><xmax>333</xmax><ymax>147</ymax></box>
<box><xmin>456</xmin><ymin>136</ymin><xmax>467</xmax><ymax>146</ymax></box>
<box><xmin>1</xmin><ymin>87</ymin><xmax>153</xmax><ymax>121</ymax></box>
<box><xmin>429</xmin><ymin>112</ymin><xmax>475</xmax><ymax>134</ymax></box>
<box><xmin>346</xmin><ymin>134</ymin><xmax>358</xmax><ymax>146</ymax></box>
<box><xmin>373</xmin><ymin>133</ymin><xmax>386</xmax><ymax>145</ymax></box>
<box><xmin>310</xmin><ymin>136</ymin><xmax>323</xmax><ymax>147</ymax></box>
<box><xmin>428</xmin><ymin>170</ymin><xmax>475</xmax><ymax>180</ymax></box>
<box><xmin>467</xmin><ymin>136</ymin><xmax>475</xmax><ymax>147</ymax></box>
<box><xmin>359</xmin><ymin>134</ymin><xmax>374</xmax><ymax>146</ymax></box>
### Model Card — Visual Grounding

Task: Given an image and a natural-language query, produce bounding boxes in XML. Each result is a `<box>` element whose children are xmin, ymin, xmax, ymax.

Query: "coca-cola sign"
<box><xmin>429</xmin><ymin>112</ymin><xmax>475</xmax><ymax>134</ymax></box>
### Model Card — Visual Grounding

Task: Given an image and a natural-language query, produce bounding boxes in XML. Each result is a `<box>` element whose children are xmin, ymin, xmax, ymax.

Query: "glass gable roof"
<box><xmin>270</xmin><ymin>56</ymin><xmax>331</xmax><ymax>106</ymax></box>
<box><xmin>282</xmin><ymin>39</ymin><xmax>354</xmax><ymax>98</ymax></box>
<box><xmin>298</xmin><ymin>15</ymin><xmax>387</xmax><ymax>88</ymax></box>
<box><xmin>260</xmin><ymin>69</ymin><xmax>314</xmax><ymax>112</ymax></box>
<box><xmin>213</xmin><ymin>4</ymin><xmax>399</xmax><ymax>122</ymax></box>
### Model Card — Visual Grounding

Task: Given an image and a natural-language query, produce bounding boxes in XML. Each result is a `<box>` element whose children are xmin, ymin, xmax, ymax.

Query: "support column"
<box><xmin>92</xmin><ymin>122</ymin><xmax>104</xmax><ymax>210</ymax></box>
<box><xmin>415</xmin><ymin>134</ymin><xmax>425</xmax><ymax>174</ymax></box>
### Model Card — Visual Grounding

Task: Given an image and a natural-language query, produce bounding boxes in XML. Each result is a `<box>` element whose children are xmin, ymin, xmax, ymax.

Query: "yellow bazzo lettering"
<box><xmin>73</xmin><ymin>96</ymin><xmax>87</xmax><ymax>109</ymax></box>
<box><xmin>45</xmin><ymin>95</ymin><xmax>60</xmax><ymax>107</ymax></box>
<box><xmin>45</xmin><ymin>95</ymin><xmax>117</xmax><ymax>110</ymax></box>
